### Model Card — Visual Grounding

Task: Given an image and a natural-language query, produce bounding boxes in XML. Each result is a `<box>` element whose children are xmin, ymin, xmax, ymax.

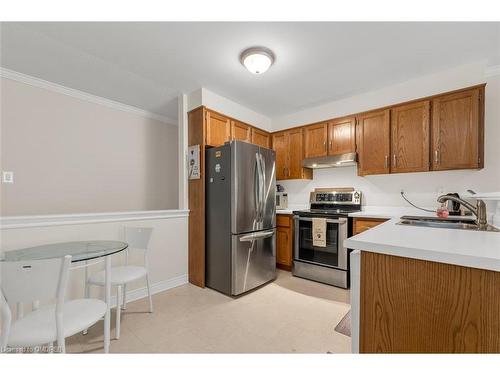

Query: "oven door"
<box><xmin>294</xmin><ymin>216</ymin><xmax>348</xmax><ymax>270</ymax></box>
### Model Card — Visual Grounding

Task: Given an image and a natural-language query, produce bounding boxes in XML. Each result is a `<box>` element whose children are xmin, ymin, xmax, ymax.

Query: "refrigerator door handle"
<box><xmin>239</xmin><ymin>230</ymin><xmax>275</xmax><ymax>242</ymax></box>
<box><xmin>256</xmin><ymin>152</ymin><xmax>264</xmax><ymax>223</ymax></box>
<box><xmin>259</xmin><ymin>153</ymin><xmax>266</xmax><ymax>224</ymax></box>
<box><xmin>253</xmin><ymin>152</ymin><xmax>261</xmax><ymax>223</ymax></box>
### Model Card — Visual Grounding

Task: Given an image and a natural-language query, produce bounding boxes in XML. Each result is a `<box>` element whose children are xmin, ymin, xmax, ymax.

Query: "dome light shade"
<box><xmin>240</xmin><ymin>47</ymin><xmax>275</xmax><ymax>74</ymax></box>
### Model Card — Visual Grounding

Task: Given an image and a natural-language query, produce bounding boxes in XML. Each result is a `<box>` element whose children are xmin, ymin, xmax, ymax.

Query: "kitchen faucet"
<box><xmin>437</xmin><ymin>194</ymin><xmax>488</xmax><ymax>230</ymax></box>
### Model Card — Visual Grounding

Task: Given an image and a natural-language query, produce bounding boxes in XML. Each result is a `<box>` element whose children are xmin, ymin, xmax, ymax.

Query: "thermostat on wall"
<box><xmin>2</xmin><ymin>171</ymin><xmax>14</xmax><ymax>184</ymax></box>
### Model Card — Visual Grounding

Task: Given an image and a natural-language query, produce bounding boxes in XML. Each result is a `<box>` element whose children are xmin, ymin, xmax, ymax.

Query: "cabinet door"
<box><xmin>231</xmin><ymin>120</ymin><xmax>251</xmax><ymax>142</ymax></box>
<box><xmin>391</xmin><ymin>101</ymin><xmax>430</xmax><ymax>173</ymax></box>
<box><xmin>251</xmin><ymin>128</ymin><xmax>271</xmax><ymax>149</ymax></box>
<box><xmin>288</xmin><ymin>128</ymin><xmax>311</xmax><ymax>179</ymax></box>
<box><xmin>272</xmin><ymin>132</ymin><xmax>289</xmax><ymax>180</ymax></box>
<box><xmin>353</xmin><ymin>218</ymin><xmax>388</xmax><ymax>235</ymax></box>
<box><xmin>206</xmin><ymin>110</ymin><xmax>231</xmax><ymax>147</ymax></box>
<box><xmin>276</xmin><ymin>225</ymin><xmax>292</xmax><ymax>268</ymax></box>
<box><xmin>328</xmin><ymin>117</ymin><xmax>356</xmax><ymax>155</ymax></box>
<box><xmin>304</xmin><ymin>123</ymin><xmax>328</xmax><ymax>158</ymax></box>
<box><xmin>357</xmin><ymin>109</ymin><xmax>390</xmax><ymax>176</ymax></box>
<box><xmin>432</xmin><ymin>88</ymin><xmax>481</xmax><ymax>170</ymax></box>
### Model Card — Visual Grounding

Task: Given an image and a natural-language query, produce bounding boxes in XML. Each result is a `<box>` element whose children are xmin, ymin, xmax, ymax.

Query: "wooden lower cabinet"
<box><xmin>360</xmin><ymin>251</ymin><xmax>500</xmax><ymax>353</ymax></box>
<box><xmin>276</xmin><ymin>214</ymin><xmax>293</xmax><ymax>271</ymax></box>
<box><xmin>353</xmin><ymin>218</ymin><xmax>387</xmax><ymax>235</ymax></box>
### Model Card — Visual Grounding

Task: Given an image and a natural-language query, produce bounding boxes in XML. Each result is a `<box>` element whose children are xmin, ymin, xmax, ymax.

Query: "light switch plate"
<box><xmin>2</xmin><ymin>171</ymin><xmax>14</xmax><ymax>184</ymax></box>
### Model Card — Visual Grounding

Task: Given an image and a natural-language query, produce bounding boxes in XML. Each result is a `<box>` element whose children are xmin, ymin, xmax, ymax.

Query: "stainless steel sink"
<box><xmin>397</xmin><ymin>215</ymin><xmax>500</xmax><ymax>232</ymax></box>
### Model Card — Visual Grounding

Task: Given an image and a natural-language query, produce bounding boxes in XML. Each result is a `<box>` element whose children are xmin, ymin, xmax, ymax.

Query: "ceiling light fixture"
<box><xmin>240</xmin><ymin>47</ymin><xmax>275</xmax><ymax>74</ymax></box>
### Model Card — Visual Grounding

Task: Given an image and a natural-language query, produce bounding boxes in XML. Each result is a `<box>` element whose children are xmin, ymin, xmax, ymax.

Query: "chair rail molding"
<box><xmin>0</xmin><ymin>67</ymin><xmax>178</xmax><ymax>126</ymax></box>
<box><xmin>0</xmin><ymin>210</ymin><xmax>189</xmax><ymax>229</ymax></box>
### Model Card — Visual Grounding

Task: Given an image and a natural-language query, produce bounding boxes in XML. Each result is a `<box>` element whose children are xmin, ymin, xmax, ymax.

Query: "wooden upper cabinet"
<box><xmin>356</xmin><ymin>109</ymin><xmax>390</xmax><ymax>176</ymax></box>
<box><xmin>288</xmin><ymin>128</ymin><xmax>312</xmax><ymax>179</ymax></box>
<box><xmin>304</xmin><ymin>123</ymin><xmax>328</xmax><ymax>158</ymax></box>
<box><xmin>431</xmin><ymin>87</ymin><xmax>483</xmax><ymax>170</ymax></box>
<box><xmin>390</xmin><ymin>100</ymin><xmax>430</xmax><ymax>173</ymax></box>
<box><xmin>328</xmin><ymin>117</ymin><xmax>356</xmax><ymax>155</ymax></box>
<box><xmin>251</xmin><ymin>128</ymin><xmax>271</xmax><ymax>149</ymax></box>
<box><xmin>205</xmin><ymin>110</ymin><xmax>231</xmax><ymax>147</ymax></box>
<box><xmin>231</xmin><ymin>120</ymin><xmax>251</xmax><ymax>143</ymax></box>
<box><xmin>272</xmin><ymin>128</ymin><xmax>312</xmax><ymax>181</ymax></box>
<box><xmin>272</xmin><ymin>131</ymin><xmax>288</xmax><ymax>180</ymax></box>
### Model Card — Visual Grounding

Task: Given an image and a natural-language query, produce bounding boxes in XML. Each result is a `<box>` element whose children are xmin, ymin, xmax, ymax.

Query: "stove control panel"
<box><xmin>309</xmin><ymin>190</ymin><xmax>361</xmax><ymax>205</ymax></box>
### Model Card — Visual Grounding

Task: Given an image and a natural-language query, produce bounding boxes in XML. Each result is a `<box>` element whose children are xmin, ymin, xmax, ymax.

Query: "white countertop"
<box><xmin>347</xmin><ymin>206</ymin><xmax>434</xmax><ymax>219</ymax></box>
<box><xmin>277</xmin><ymin>205</ymin><xmax>445</xmax><ymax>218</ymax></box>
<box><xmin>345</xmin><ymin>218</ymin><xmax>500</xmax><ymax>272</ymax></box>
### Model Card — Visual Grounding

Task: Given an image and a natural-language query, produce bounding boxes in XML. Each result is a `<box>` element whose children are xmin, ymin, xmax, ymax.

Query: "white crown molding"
<box><xmin>0</xmin><ymin>67</ymin><xmax>178</xmax><ymax>126</ymax></box>
<box><xmin>0</xmin><ymin>209</ymin><xmax>189</xmax><ymax>229</ymax></box>
<box><xmin>485</xmin><ymin>64</ymin><xmax>500</xmax><ymax>77</ymax></box>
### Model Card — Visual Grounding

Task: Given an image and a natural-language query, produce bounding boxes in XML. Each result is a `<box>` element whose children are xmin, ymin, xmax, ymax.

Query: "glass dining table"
<box><xmin>1</xmin><ymin>240</ymin><xmax>128</xmax><ymax>353</ymax></box>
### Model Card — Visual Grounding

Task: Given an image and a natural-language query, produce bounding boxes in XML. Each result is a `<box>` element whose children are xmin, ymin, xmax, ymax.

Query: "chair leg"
<box><xmin>122</xmin><ymin>284</ymin><xmax>127</xmax><ymax>310</ymax></box>
<box><xmin>116</xmin><ymin>285</ymin><xmax>121</xmax><ymax>339</ymax></box>
<box><xmin>146</xmin><ymin>274</ymin><xmax>153</xmax><ymax>313</ymax></box>
<box><xmin>82</xmin><ymin>283</ymin><xmax>90</xmax><ymax>335</ymax></box>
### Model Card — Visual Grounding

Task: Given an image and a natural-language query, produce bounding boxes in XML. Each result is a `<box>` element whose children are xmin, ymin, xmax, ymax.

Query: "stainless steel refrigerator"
<box><xmin>206</xmin><ymin>140</ymin><xmax>276</xmax><ymax>296</ymax></box>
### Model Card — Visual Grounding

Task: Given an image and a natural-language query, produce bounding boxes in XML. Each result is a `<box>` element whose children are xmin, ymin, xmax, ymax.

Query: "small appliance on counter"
<box><xmin>292</xmin><ymin>188</ymin><xmax>362</xmax><ymax>288</ymax></box>
<box><xmin>276</xmin><ymin>191</ymin><xmax>288</xmax><ymax>210</ymax></box>
<box><xmin>444</xmin><ymin>192</ymin><xmax>462</xmax><ymax>216</ymax></box>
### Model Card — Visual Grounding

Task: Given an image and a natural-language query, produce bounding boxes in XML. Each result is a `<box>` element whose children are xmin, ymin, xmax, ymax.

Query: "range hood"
<box><xmin>302</xmin><ymin>152</ymin><xmax>357</xmax><ymax>169</ymax></box>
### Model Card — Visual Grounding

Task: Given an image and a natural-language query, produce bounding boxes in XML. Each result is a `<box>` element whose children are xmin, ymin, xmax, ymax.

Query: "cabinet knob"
<box><xmin>393</xmin><ymin>154</ymin><xmax>397</xmax><ymax>167</ymax></box>
<box><xmin>384</xmin><ymin>155</ymin><xmax>389</xmax><ymax>169</ymax></box>
<box><xmin>434</xmin><ymin>150</ymin><xmax>440</xmax><ymax>165</ymax></box>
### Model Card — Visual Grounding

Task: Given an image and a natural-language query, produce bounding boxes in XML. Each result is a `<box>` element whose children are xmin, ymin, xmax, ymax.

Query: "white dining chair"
<box><xmin>0</xmin><ymin>255</ymin><xmax>107</xmax><ymax>353</ymax></box>
<box><xmin>85</xmin><ymin>227</ymin><xmax>153</xmax><ymax>339</ymax></box>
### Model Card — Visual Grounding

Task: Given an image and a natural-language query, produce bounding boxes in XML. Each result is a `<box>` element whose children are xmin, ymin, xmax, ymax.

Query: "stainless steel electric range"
<box><xmin>292</xmin><ymin>190</ymin><xmax>362</xmax><ymax>288</ymax></box>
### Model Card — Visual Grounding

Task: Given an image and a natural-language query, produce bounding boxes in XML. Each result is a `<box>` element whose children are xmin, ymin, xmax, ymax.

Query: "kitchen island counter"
<box><xmin>345</xmin><ymin>217</ymin><xmax>500</xmax><ymax>272</ymax></box>
<box><xmin>347</xmin><ymin>218</ymin><xmax>500</xmax><ymax>353</ymax></box>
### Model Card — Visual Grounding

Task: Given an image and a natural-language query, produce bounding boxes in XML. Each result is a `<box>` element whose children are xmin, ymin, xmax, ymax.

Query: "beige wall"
<box><xmin>0</xmin><ymin>77</ymin><xmax>178</xmax><ymax>215</ymax></box>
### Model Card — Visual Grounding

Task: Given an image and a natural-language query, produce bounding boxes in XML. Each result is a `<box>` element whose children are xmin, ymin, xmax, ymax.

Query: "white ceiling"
<box><xmin>1</xmin><ymin>22</ymin><xmax>499</xmax><ymax>122</ymax></box>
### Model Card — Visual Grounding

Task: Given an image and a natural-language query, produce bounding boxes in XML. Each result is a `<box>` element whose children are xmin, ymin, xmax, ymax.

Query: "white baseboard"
<box><xmin>108</xmin><ymin>274</ymin><xmax>188</xmax><ymax>308</ymax></box>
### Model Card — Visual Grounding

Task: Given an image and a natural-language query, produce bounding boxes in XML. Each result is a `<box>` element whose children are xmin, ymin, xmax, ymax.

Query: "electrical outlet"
<box><xmin>2</xmin><ymin>171</ymin><xmax>14</xmax><ymax>184</ymax></box>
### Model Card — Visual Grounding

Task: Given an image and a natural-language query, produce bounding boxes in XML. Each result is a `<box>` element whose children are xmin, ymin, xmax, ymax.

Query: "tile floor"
<box><xmin>66</xmin><ymin>270</ymin><xmax>352</xmax><ymax>353</ymax></box>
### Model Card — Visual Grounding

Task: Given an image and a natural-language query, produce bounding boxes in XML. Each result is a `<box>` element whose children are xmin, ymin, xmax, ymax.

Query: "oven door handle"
<box><xmin>294</xmin><ymin>216</ymin><xmax>347</xmax><ymax>224</ymax></box>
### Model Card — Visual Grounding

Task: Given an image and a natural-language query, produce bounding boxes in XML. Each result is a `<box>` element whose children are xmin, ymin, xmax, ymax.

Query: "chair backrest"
<box><xmin>1</xmin><ymin>288</ymin><xmax>12</xmax><ymax>349</ymax></box>
<box><xmin>0</xmin><ymin>255</ymin><xmax>71</xmax><ymax>305</ymax></box>
<box><xmin>124</xmin><ymin>227</ymin><xmax>153</xmax><ymax>251</ymax></box>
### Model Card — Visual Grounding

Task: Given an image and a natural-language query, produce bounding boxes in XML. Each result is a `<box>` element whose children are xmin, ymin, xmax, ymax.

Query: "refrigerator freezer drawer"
<box><xmin>231</xmin><ymin>229</ymin><xmax>277</xmax><ymax>295</ymax></box>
